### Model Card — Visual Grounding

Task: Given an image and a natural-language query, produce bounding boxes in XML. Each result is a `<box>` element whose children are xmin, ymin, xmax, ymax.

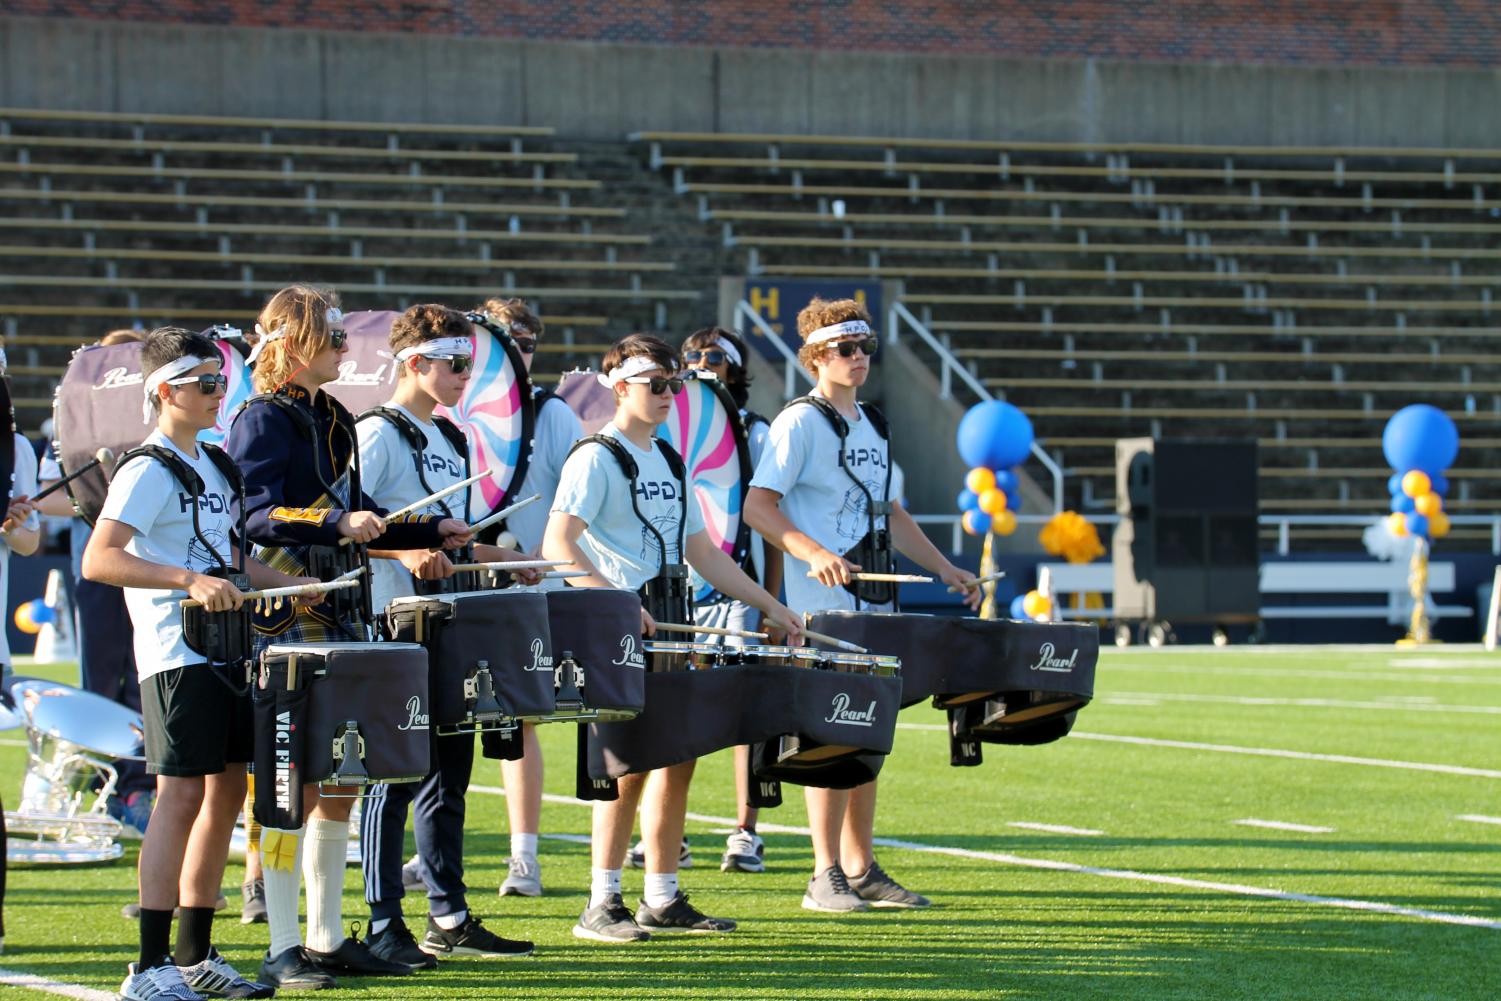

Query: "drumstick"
<box><xmin>178</xmin><ymin>568</ymin><xmax>366</xmax><ymax>607</ymax></box>
<box><xmin>805</xmin><ymin>571</ymin><xmax>933</xmax><ymax>584</ymax></box>
<box><xmin>468</xmin><ymin>494</ymin><xmax>542</xmax><ymax>535</ymax></box>
<box><xmin>949</xmin><ymin>570</ymin><xmax>1007</xmax><ymax>592</ymax></box>
<box><xmin>651</xmin><ymin>621</ymin><xmax>770</xmax><ymax>641</ymax></box>
<box><xmin>449</xmin><ymin>560</ymin><xmax>571</xmax><ymax>573</ymax></box>
<box><xmin>800</xmin><ymin>627</ymin><xmax>869</xmax><ymax>654</ymax></box>
<box><xmin>33</xmin><ymin>448</ymin><xmax>115</xmax><ymax>501</ymax></box>
<box><xmin>539</xmin><ymin>570</ymin><xmax>588</xmax><ymax>579</ymax></box>
<box><xmin>337</xmin><ymin>472</ymin><xmax>490</xmax><ymax>546</ymax></box>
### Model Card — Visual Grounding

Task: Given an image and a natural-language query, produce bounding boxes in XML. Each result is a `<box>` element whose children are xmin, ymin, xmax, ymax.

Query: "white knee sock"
<box><xmin>302</xmin><ymin>818</ymin><xmax>350</xmax><ymax>953</ymax></box>
<box><xmin>511</xmin><ymin>832</ymin><xmax>538</xmax><ymax>860</ymax></box>
<box><xmin>643</xmin><ymin>872</ymin><xmax>679</xmax><ymax>908</ymax></box>
<box><xmin>589</xmin><ymin>868</ymin><xmax>622</xmax><ymax>908</ymax></box>
<box><xmin>261</xmin><ymin>827</ymin><xmax>306</xmax><ymax>958</ymax></box>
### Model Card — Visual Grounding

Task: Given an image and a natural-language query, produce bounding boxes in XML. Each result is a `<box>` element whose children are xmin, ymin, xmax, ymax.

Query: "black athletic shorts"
<box><xmin>141</xmin><ymin>664</ymin><xmax>254</xmax><ymax>777</ymax></box>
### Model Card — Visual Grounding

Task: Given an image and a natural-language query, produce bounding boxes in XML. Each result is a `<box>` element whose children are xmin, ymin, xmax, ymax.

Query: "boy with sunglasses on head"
<box><xmin>543</xmin><ymin>334</ymin><xmax>803</xmax><ymax>943</ymax></box>
<box><xmin>467</xmin><ymin>297</ymin><xmax>583</xmax><ymax>899</ymax></box>
<box><xmin>679</xmin><ymin>327</ymin><xmax>782</xmax><ymax>875</ymax></box>
<box><xmin>355</xmin><ymin>304</ymin><xmax>539</xmax><ymax>969</ymax></box>
<box><xmin>226</xmin><ymin>286</ymin><xmax>472</xmax><ymax>990</ymax></box>
<box><xmin>746</xmin><ymin>297</ymin><xmax>979</xmax><ymax>916</ymax></box>
<box><xmin>85</xmin><ymin>326</ymin><xmax>326</xmax><ymax>1001</ymax></box>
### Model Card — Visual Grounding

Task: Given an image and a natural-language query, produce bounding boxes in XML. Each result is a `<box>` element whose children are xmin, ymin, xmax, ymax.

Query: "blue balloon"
<box><xmin>1387</xmin><ymin>473</ymin><xmax>1403</xmax><ymax>496</ymax></box>
<box><xmin>1431</xmin><ymin>473</ymin><xmax>1449</xmax><ymax>497</ymax></box>
<box><xmin>1009</xmin><ymin>493</ymin><xmax>1023</xmax><ymax>514</ymax></box>
<box><xmin>965</xmin><ymin>510</ymin><xmax>993</xmax><ymax>536</ymax></box>
<box><xmin>1382</xmin><ymin>405</ymin><xmax>1459</xmax><ymax>476</ymax></box>
<box><xmin>957</xmin><ymin>489</ymin><xmax>980</xmax><ymax>512</ymax></box>
<box><xmin>1406</xmin><ymin>512</ymin><xmax>1430</xmax><ymax>538</ymax></box>
<box><xmin>1390</xmin><ymin>494</ymin><xmax>1416</xmax><ymax>514</ymax></box>
<box><xmin>994</xmin><ymin>469</ymin><xmax>1020</xmax><ymax>494</ymax></box>
<box><xmin>1009</xmin><ymin>595</ymin><xmax>1028</xmax><ymax>620</ymax></box>
<box><xmin>28</xmin><ymin>600</ymin><xmax>54</xmax><ymax>625</ymax></box>
<box><xmin>957</xmin><ymin>401</ymin><xmax>1034</xmax><ymax>471</ymax></box>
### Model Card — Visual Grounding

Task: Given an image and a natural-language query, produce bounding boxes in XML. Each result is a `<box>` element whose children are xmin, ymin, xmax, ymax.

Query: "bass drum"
<box><xmin>330</xmin><ymin>311</ymin><xmax>535</xmax><ymax>524</ymax></box>
<box><xmin>52</xmin><ymin>331</ymin><xmax>252</xmax><ymax>524</ymax></box>
<box><xmin>657</xmin><ymin>372</ymin><xmax>753</xmax><ymax>604</ymax></box>
<box><xmin>554</xmin><ymin>370</ymin><xmax>615</xmax><ymax>436</ymax></box>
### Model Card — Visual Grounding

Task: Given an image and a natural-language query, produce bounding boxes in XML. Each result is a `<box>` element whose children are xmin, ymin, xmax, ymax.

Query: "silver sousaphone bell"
<box><xmin>6</xmin><ymin>678</ymin><xmax>144</xmax><ymax>865</ymax></box>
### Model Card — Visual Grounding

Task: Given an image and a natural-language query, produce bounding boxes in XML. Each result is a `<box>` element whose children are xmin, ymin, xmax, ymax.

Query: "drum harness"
<box><xmin>565</xmin><ymin>433</ymin><xmax>691</xmax><ymax>626</ymax></box>
<box><xmin>785</xmin><ymin>395</ymin><xmax>898</xmax><ymax>609</ymax></box>
<box><xmin>114</xmin><ymin>441</ymin><xmax>255</xmax><ymax>695</ymax></box>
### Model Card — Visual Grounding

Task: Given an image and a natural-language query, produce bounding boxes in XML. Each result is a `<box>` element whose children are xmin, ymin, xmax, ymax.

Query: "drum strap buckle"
<box><xmin>551</xmin><ymin>652</ymin><xmax>589</xmax><ymax>718</ymax></box>
<box><xmin>463</xmin><ymin>659</ymin><xmax>509</xmax><ymax>722</ymax></box>
<box><xmin>329</xmin><ymin>721</ymin><xmax>369</xmax><ymax>786</ymax></box>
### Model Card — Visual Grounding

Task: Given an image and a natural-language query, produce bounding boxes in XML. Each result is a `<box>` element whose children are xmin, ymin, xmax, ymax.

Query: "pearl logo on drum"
<box><xmin>397</xmin><ymin>695</ymin><xmax>430</xmax><ymax>731</ymax></box>
<box><xmin>94</xmin><ymin>366</ymin><xmax>144</xmax><ymax>391</ymax></box>
<box><xmin>611</xmin><ymin>634</ymin><xmax>646</xmax><ymax>670</ymax></box>
<box><xmin>825</xmin><ymin>692</ymin><xmax>878</xmax><ymax>727</ymax></box>
<box><xmin>527</xmin><ymin>637</ymin><xmax>554</xmax><ymax>673</ymax></box>
<box><xmin>1029</xmin><ymin>642</ymin><xmax>1078</xmax><ymax>673</ymax></box>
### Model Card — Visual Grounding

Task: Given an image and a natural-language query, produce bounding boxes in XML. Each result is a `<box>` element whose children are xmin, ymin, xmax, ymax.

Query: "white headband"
<box><xmin>596</xmin><ymin>354</ymin><xmax>665</xmax><ymax>387</ymax></box>
<box><xmin>712</xmin><ymin>337</ymin><xmax>743</xmax><ymax>367</ymax></box>
<box><xmin>510</xmin><ymin>321</ymin><xmax>534</xmax><ymax>337</ymax></box>
<box><xmin>142</xmin><ymin>355</ymin><xmax>218</xmax><ymax>421</ymax></box>
<box><xmin>806</xmin><ymin>319</ymin><xmax>871</xmax><ymax>345</ymax></box>
<box><xmin>395</xmin><ymin>336</ymin><xmax>475</xmax><ymax>363</ymax></box>
<box><xmin>247</xmin><ymin>307</ymin><xmax>344</xmax><ymax>365</ymax></box>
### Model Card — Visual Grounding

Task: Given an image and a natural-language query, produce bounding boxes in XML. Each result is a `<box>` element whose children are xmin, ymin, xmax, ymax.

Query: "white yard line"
<box><xmin>466</xmin><ymin>785</ymin><xmax>1499</xmax><ymax>931</ymax></box>
<box><xmin>1103</xmin><ymin>691</ymin><xmax>1501</xmax><ymax>716</ymax></box>
<box><xmin>0</xmin><ymin>969</ymin><xmax>114</xmax><ymax>1001</ymax></box>
<box><xmin>1456</xmin><ymin>814</ymin><xmax>1501</xmax><ymax>827</ymax></box>
<box><xmin>1066</xmin><ymin>732</ymin><xmax>1501</xmax><ymax>779</ymax></box>
<box><xmin>1007</xmin><ymin>822</ymin><xmax>1105</xmax><ymax>836</ymax></box>
<box><xmin>0</xmin><ymin>738</ymin><xmax>26</xmax><ymax>748</ymax></box>
<box><xmin>1233</xmin><ymin>819</ymin><xmax>1336</xmax><ymax>834</ymax></box>
<box><xmin>1101</xmin><ymin>662</ymin><xmax>1501</xmax><ymax>687</ymax></box>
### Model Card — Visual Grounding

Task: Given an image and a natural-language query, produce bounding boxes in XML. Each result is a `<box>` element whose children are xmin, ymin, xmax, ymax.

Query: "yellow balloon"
<box><xmin>1401</xmin><ymin>470</ymin><xmax>1432</xmax><ymax>498</ymax></box>
<box><xmin>1431</xmin><ymin>511</ymin><xmax>1451</xmax><ymax>538</ymax></box>
<box><xmin>1387</xmin><ymin>511</ymin><xmax>1409</xmax><ymax>537</ymax></box>
<box><xmin>13</xmin><ymin>602</ymin><xmax>39</xmax><ymax>635</ymax></box>
<box><xmin>1022</xmin><ymin>590</ymin><xmax>1052</xmax><ymax>619</ymax></box>
<box><xmin>965</xmin><ymin>467</ymin><xmax>996</xmax><ymax>495</ymax></box>
<box><xmin>978</xmin><ymin>488</ymin><xmax>1009</xmax><ymax>516</ymax></box>
<box><xmin>1414</xmin><ymin>492</ymin><xmax>1441</xmax><ymax>517</ymax></box>
<box><xmin>994</xmin><ymin>509</ymin><xmax>1018</xmax><ymax>536</ymax></box>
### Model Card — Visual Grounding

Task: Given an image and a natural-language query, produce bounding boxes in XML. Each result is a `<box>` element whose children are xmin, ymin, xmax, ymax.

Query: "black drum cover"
<box><xmin>807</xmin><ymin>612</ymin><xmax>1099</xmax><ymax>722</ymax></box>
<box><xmin>262</xmin><ymin>642</ymin><xmax>432</xmax><ymax>786</ymax></box>
<box><xmin>546</xmin><ymin>588</ymin><xmax>646</xmax><ymax>719</ymax></box>
<box><xmin>0</xmin><ymin>375</ymin><xmax>14</xmax><ymax>517</ymax></box>
<box><xmin>384</xmin><ymin>590</ymin><xmax>555</xmax><ymax>727</ymax></box>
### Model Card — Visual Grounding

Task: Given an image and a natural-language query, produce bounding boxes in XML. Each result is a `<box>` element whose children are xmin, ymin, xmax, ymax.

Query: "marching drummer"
<box><xmin>745</xmin><ymin>297</ymin><xmax>979</xmax><ymax>915</ymax></box>
<box><xmin>355</xmin><ymin>303</ymin><xmax>538</xmax><ymax>967</ymax></box>
<box><xmin>82</xmin><ymin>326</ymin><xmax>321</xmax><ymax>1000</ymax></box>
<box><xmin>542</xmin><ymin>334</ymin><xmax>802</xmax><ymax>943</ymax></box>
<box><xmin>680</xmin><ymin>326</ymin><xmax>783</xmax><ymax>875</ymax></box>
<box><xmin>224</xmin><ymin>286</ymin><xmax>471</xmax><ymax>989</ymax></box>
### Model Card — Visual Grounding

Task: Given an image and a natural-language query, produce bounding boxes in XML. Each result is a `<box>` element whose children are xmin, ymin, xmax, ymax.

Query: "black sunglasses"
<box><xmin>328</xmin><ymin>327</ymin><xmax>348</xmax><ymax>350</ymax></box>
<box><xmin>166</xmin><ymin>373</ymin><xmax>229</xmax><ymax>395</ymax></box>
<box><xmin>512</xmin><ymin>336</ymin><xmax>537</xmax><ymax>355</ymax></box>
<box><xmin>828</xmin><ymin>337</ymin><xmax>879</xmax><ymax>359</ymax></box>
<box><xmin>684</xmin><ymin>349</ymin><xmax>728</xmax><ymax>366</ymax></box>
<box><xmin>433</xmin><ymin>355</ymin><xmax>473</xmax><ymax>374</ymax></box>
<box><xmin>625</xmin><ymin>375</ymin><xmax>685</xmax><ymax>396</ymax></box>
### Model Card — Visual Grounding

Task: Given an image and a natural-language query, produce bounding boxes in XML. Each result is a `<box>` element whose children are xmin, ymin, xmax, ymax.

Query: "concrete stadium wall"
<box><xmin>4</xmin><ymin>16</ymin><xmax>1501</xmax><ymax>148</ymax></box>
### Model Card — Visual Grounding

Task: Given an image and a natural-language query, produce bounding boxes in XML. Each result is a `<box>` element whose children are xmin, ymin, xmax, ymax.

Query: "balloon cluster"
<box><xmin>954</xmin><ymin>400</ymin><xmax>1034</xmax><ymax>538</ymax></box>
<box><xmin>14</xmin><ymin>598</ymin><xmax>55</xmax><ymax>635</ymax></box>
<box><xmin>1009</xmin><ymin>590</ymin><xmax>1053</xmax><ymax>622</ymax></box>
<box><xmin>1381</xmin><ymin>404</ymin><xmax>1459</xmax><ymax>543</ymax></box>
<box><xmin>1039</xmin><ymin>511</ymin><xmax>1105</xmax><ymax>565</ymax></box>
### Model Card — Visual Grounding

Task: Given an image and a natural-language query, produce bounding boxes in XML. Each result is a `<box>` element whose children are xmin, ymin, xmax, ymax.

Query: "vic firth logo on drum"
<box><xmin>526</xmin><ymin>637</ymin><xmax>554</xmax><ymax>673</ymax></box>
<box><xmin>1029</xmin><ymin>642</ymin><xmax>1078</xmax><ymax>674</ymax></box>
<box><xmin>397</xmin><ymin>695</ymin><xmax>430</xmax><ymax>731</ymax></box>
<box><xmin>611</xmin><ymin>634</ymin><xmax>646</xmax><ymax>670</ymax></box>
<box><xmin>825</xmin><ymin>692</ymin><xmax>878</xmax><ymax>727</ymax></box>
<box><xmin>274</xmin><ymin>711</ymin><xmax>294</xmax><ymax>811</ymax></box>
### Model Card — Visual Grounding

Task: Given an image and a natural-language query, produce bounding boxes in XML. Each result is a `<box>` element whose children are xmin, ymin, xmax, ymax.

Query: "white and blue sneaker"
<box><xmin>119</xmin><ymin>959</ymin><xmax>203</xmax><ymax>1001</ymax></box>
<box><xmin>176</xmin><ymin>947</ymin><xmax>274</xmax><ymax>999</ymax></box>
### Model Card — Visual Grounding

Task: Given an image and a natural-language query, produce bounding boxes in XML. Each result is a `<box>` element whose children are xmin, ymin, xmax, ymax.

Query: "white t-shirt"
<box><xmin>749</xmin><ymin>395</ymin><xmax>894</xmax><ymax>614</ymax></box>
<box><xmin>356</xmin><ymin>404</ymin><xmax>468</xmax><ymax>615</ymax></box>
<box><xmin>0</xmin><ymin>433</ymin><xmax>41</xmax><ymax>666</ymax></box>
<box><xmin>98</xmin><ymin>431</ymin><xmax>236</xmax><ymax>680</ymax></box>
<box><xmin>508</xmin><ymin>393</ymin><xmax>584</xmax><ymax>554</ymax></box>
<box><xmin>552</xmin><ymin>422</ymin><xmax>705</xmax><ymax>592</ymax></box>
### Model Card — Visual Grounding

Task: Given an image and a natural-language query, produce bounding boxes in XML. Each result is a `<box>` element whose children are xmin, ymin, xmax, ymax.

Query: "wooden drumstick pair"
<box><xmin>649</xmin><ymin>620</ymin><xmax>866</xmax><ymax>653</ymax></box>
<box><xmin>336</xmin><ymin>472</ymin><xmax>491</xmax><ymax>546</ymax></box>
<box><xmin>179</xmin><ymin>567</ymin><xmax>366</xmax><ymax>608</ymax></box>
<box><xmin>805</xmin><ymin>570</ymin><xmax>934</xmax><ymax>585</ymax></box>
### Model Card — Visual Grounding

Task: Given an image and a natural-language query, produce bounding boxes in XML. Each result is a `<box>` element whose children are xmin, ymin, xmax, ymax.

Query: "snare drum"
<box><xmin>733</xmin><ymin>644</ymin><xmax>825</xmax><ymax>670</ymax></box>
<box><xmin>386</xmin><ymin>589</ymin><xmax>554</xmax><ymax>731</ymax></box>
<box><xmin>546</xmin><ymin>588</ymin><xmax>645</xmax><ymax>722</ymax></box>
<box><xmin>260</xmin><ymin>642</ymin><xmax>431</xmax><ymax>786</ymax></box>
<box><xmin>644</xmin><ymin>641</ymin><xmax>723</xmax><ymax>673</ymax></box>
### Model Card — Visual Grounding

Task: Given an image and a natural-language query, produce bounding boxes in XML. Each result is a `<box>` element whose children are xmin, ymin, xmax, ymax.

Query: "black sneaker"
<box><xmin>304</xmin><ymin>928</ymin><xmax>412</xmax><ymax>977</ymax></box>
<box><xmin>240</xmin><ymin>880</ymin><xmax>267</xmax><ymax>925</ymax></box>
<box><xmin>259</xmin><ymin>946</ymin><xmax>335</xmax><ymax>991</ymax></box>
<box><xmin>572</xmin><ymin>894</ymin><xmax>650</xmax><ymax>943</ymax></box>
<box><xmin>634</xmin><ymin>892</ymin><xmax>737</xmax><ymax>934</ymax></box>
<box><xmin>420</xmin><ymin>914</ymin><xmax>534</xmax><ymax>958</ymax></box>
<box><xmin>366</xmin><ymin>917</ymin><xmax>438</xmax><ymax>971</ymax></box>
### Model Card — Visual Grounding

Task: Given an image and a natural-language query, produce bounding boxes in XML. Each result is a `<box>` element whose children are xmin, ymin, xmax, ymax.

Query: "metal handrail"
<box><xmin>734</xmin><ymin>299</ymin><xmax>812</xmax><ymax>398</ymax></box>
<box><xmin>888</xmin><ymin>300</ymin><xmax>1065</xmax><ymax>513</ymax></box>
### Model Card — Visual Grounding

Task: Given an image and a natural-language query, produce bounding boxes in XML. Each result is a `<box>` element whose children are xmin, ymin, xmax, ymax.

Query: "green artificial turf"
<box><xmin>1</xmin><ymin>645</ymin><xmax>1497</xmax><ymax>1000</ymax></box>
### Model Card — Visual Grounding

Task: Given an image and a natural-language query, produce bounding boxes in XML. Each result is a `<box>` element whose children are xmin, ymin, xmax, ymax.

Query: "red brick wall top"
<box><xmin>10</xmin><ymin>2</ymin><xmax>1501</xmax><ymax>68</ymax></box>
